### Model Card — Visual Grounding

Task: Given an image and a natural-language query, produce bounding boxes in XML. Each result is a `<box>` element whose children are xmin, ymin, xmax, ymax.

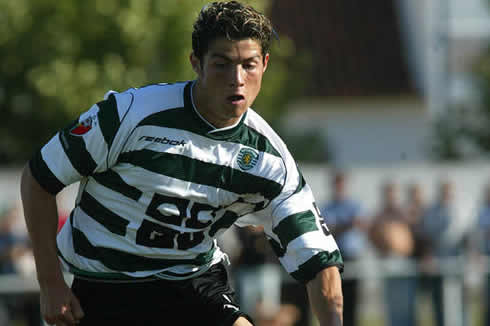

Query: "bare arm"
<box><xmin>306</xmin><ymin>266</ymin><xmax>343</xmax><ymax>326</ymax></box>
<box><xmin>20</xmin><ymin>164</ymin><xmax>83</xmax><ymax>325</ymax></box>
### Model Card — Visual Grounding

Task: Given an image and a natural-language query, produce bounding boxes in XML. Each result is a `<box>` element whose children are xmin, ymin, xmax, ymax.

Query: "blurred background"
<box><xmin>1</xmin><ymin>0</ymin><xmax>490</xmax><ymax>325</ymax></box>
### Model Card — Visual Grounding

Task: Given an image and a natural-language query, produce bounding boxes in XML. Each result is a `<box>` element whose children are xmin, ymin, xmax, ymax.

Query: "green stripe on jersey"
<box><xmin>79</xmin><ymin>192</ymin><xmax>130</xmax><ymax>236</ymax></box>
<box><xmin>231</xmin><ymin>124</ymin><xmax>281</xmax><ymax>157</ymax></box>
<box><xmin>59</xmin><ymin>120</ymin><xmax>98</xmax><ymax>176</ymax></box>
<box><xmin>139</xmin><ymin>107</ymin><xmax>211</xmax><ymax>140</ymax></box>
<box><xmin>118</xmin><ymin>150</ymin><xmax>282</xmax><ymax>200</ymax></box>
<box><xmin>138</xmin><ymin>110</ymin><xmax>280</xmax><ymax>157</ymax></box>
<box><xmin>268</xmin><ymin>237</ymin><xmax>286</xmax><ymax>258</ymax></box>
<box><xmin>72</xmin><ymin>227</ymin><xmax>215</xmax><ymax>272</ymax></box>
<box><xmin>92</xmin><ymin>170</ymin><xmax>142</xmax><ymax>201</ymax></box>
<box><xmin>97</xmin><ymin>94</ymin><xmax>121</xmax><ymax>149</ymax></box>
<box><xmin>290</xmin><ymin>250</ymin><xmax>343</xmax><ymax>283</ymax></box>
<box><xmin>58</xmin><ymin>249</ymin><xmax>141</xmax><ymax>280</ymax></box>
<box><xmin>273</xmin><ymin>210</ymin><xmax>318</xmax><ymax>248</ymax></box>
<box><xmin>209</xmin><ymin>211</ymin><xmax>239</xmax><ymax>237</ymax></box>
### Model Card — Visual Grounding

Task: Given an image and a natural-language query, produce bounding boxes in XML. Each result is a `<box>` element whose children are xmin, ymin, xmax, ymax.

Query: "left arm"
<box><xmin>306</xmin><ymin>266</ymin><xmax>343</xmax><ymax>326</ymax></box>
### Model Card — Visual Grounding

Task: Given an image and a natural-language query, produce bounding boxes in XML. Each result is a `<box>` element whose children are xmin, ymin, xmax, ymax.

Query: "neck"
<box><xmin>192</xmin><ymin>81</ymin><xmax>241</xmax><ymax>129</ymax></box>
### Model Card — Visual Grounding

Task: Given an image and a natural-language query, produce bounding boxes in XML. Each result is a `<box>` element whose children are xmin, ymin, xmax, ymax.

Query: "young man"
<box><xmin>20</xmin><ymin>2</ymin><xmax>343</xmax><ymax>325</ymax></box>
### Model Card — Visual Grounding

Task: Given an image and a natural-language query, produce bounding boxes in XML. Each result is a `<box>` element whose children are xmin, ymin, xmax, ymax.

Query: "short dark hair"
<box><xmin>192</xmin><ymin>1</ymin><xmax>274</xmax><ymax>62</ymax></box>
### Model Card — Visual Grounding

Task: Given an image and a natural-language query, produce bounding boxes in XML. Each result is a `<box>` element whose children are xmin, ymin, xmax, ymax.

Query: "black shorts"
<box><xmin>71</xmin><ymin>263</ymin><xmax>252</xmax><ymax>326</ymax></box>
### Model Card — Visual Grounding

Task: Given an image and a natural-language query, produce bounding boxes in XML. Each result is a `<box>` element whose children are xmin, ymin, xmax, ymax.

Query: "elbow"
<box><xmin>318</xmin><ymin>289</ymin><xmax>343</xmax><ymax>326</ymax></box>
<box><xmin>316</xmin><ymin>279</ymin><xmax>343</xmax><ymax>318</ymax></box>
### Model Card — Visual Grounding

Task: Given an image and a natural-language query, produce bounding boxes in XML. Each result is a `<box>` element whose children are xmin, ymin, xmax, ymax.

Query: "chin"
<box><xmin>226</xmin><ymin>103</ymin><xmax>248</xmax><ymax>115</ymax></box>
<box><xmin>236</xmin><ymin>106</ymin><xmax>249</xmax><ymax>117</ymax></box>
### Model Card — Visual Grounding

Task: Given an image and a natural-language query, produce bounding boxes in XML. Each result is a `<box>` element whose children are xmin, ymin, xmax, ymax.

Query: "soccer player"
<box><xmin>20</xmin><ymin>2</ymin><xmax>343</xmax><ymax>325</ymax></box>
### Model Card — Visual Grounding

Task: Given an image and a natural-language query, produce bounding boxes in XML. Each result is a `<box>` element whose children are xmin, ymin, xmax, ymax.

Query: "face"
<box><xmin>383</xmin><ymin>183</ymin><xmax>399</xmax><ymax>207</ymax></box>
<box><xmin>440</xmin><ymin>182</ymin><xmax>452</xmax><ymax>203</ymax></box>
<box><xmin>409</xmin><ymin>184</ymin><xmax>422</xmax><ymax>203</ymax></box>
<box><xmin>190</xmin><ymin>38</ymin><xmax>269</xmax><ymax>128</ymax></box>
<box><xmin>333</xmin><ymin>176</ymin><xmax>346</xmax><ymax>198</ymax></box>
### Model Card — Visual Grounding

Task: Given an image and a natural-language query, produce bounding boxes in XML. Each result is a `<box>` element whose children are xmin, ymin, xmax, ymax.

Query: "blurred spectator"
<box><xmin>0</xmin><ymin>205</ymin><xmax>28</xmax><ymax>274</ymax></box>
<box><xmin>0</xmin><ymin>203</ymin><xmax>41</xmax><ymax>326</ymax></box>
<box><xmin>370</xmin><ymin>181</ymin><xmax>415</xmax><ymax>257</ymax></box>
<box><xmin>405</xmin><ymin>183</ymin><xmax>425</xmax><ymax>226</ymax></box>
<box><xmin>417</xmin><ymin>180</ymin><xmax>468</xmax><ymax>326</ymax></box>
<box><xmin>474</xmin><ymin>183</ymin><xmax>490</xmax><ymax>326</ymax></box>
<box><xmin>405</xmin><ymin>182</ymin><xmax>428</xmax><ymax>258</ymax></box>
<box><xmin>320</xmin><ymin>171</ymin><xmax>368</xmax><ymax>326</ymax></box>
<box><xmin>370</xmin><ymin>181</ymin><xmax>416</xmax><ymax>326</ymax></box>
<box><xmin>232</xmin><ymin>225</ymin><xmax>282</xmax><ymax>320</ymax></box>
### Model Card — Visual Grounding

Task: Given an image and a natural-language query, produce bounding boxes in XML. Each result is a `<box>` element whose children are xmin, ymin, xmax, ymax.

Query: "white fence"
<box><xmin>0</xmin><ymin>256</ymin><xmax>483</xmax><ymax>326</ymax></box>
<box><xmin>2</xmin><ymin>162</ymin><xmax>490</xmax><ymax>325</ymax></box>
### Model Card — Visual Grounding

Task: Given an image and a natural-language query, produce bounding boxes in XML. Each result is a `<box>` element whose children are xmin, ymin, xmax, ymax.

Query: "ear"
<box><xmin>190</xmin><ymin>52</ymin><xmax>202</xmax><ymax>76</ymax></box>
<box><xmin>262</xmin><ymin>53</ymin><xmax>270</xmax><ymax>73</ymax></box>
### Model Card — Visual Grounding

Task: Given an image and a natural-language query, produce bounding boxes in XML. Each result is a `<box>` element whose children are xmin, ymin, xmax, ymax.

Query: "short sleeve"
<box><xmin>29</xmin><ymin>91</ymin><xmax>134</xmax><ymax>195</ymax></box>
<box><xmin>255</xmin><ymin>167</ymin><xmax>343</xmax><ymax>283</ymax></box>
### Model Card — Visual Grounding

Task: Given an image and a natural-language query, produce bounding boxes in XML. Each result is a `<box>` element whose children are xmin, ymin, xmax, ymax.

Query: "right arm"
<box><xmin>20</xmin><ymin>90</ymin><xmax>132</xmax><ymax>325</ymax></box>
<box><xmin>20</xmin><ymin>164</ymin><xmax>83</xmax><ymax>325</ymax></box>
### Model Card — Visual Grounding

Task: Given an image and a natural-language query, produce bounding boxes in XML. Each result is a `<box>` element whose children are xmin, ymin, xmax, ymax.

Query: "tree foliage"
<box><xmin>431</xmin><ymin>46</ymin><xmax>490</xmax><ymax>161</ymax></box>
<box><xmin>0</xmin><ymin>0</ymin><xmax>306</xmax><ymax>164</ymax></box>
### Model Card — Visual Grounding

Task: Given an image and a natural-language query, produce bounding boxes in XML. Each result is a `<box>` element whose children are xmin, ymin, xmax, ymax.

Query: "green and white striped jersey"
<box><xmin>30</xmin><ymin>81</ymin><xmax>342</xmax><ymax>283</ymax></box>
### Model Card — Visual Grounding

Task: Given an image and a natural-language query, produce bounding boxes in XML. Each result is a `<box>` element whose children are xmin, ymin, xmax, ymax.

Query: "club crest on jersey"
<box><xmin>237</xmin><ymin>148</ymin><xmax>259</xmax><ymax>171</ymax></box>
<box><xmin>70</xmin><ymin>116</ymin><xmax>94</xmax><ymax>136</ymax></box>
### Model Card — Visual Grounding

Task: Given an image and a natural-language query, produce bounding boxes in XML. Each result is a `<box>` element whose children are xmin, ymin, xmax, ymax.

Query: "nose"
<box><xmin>229</xmin><ymin>65</ymin><xmax>245</xmax><ymax>87</ymax></box>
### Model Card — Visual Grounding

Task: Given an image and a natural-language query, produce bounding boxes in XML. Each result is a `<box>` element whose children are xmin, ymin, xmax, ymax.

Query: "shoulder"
<box><xmin>108</xmin><ymin>81</ymin><xmax>189</xmax><ymax>126</ymax></box>
<box><xmin>244</xmin><ymin>108</ymin><xmax>290</xmax><ymax>160</ymax></box>
<box><xmin>129</xmin><ymin>81</ymin><xmax>188</xmax><ymax>112</ymax></box>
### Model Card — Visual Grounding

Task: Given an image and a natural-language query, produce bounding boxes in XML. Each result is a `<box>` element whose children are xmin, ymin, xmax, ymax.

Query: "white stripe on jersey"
<box><xmin>109</xmin><ymin>165</ymin><xmax>240</xmax><ymax>208</ymax></box>
<box><xmin>271</xmin><ymin>185</ymin><xmax>318</xmax><ymax>226</ymax></box>
<box><xmin>58</xmin><ymin>216</ymin><xmax>120</xmax><ymax>274</ymax></box>
<box><xmin>279</xmin><ymin>232</ymin><xmax>339</xmax><ymax>274</ymax></box>
<box><xmin>42</xmin><ymin>135</ymin><xmax>82</xmax><ymax>185</ymax></box>
<box><xmin>129</xmin><ymin>125</ymin><xmax>285</xmax><ymax>182</ymax></box>
<box><xmin>58</xmin><ymin>217</ymin><xmax>225</xmax><ymax>278</ymax></box>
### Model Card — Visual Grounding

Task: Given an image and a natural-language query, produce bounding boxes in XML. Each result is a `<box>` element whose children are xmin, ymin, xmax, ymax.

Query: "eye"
<box><xmin>213</xmin><ymin>62</ymin><xmax>227</xmax><ymax>69</ymax></box>
<box><xmin>243</xmin><ymin>63</ymin><xmax>257</xmax><ymax>71</ymax></box>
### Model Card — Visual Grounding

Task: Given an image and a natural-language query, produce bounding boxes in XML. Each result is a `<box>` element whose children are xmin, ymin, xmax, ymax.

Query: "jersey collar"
<box><xmin>184</xmin><ymin>80</ymin><xmax>247</xmax><ymax>140</ymax></box>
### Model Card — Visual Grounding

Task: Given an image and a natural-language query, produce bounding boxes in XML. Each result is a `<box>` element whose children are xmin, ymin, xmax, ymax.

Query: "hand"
<box><xmin>40</xmin><ymin>279</ymin><xmax>84</xmax><ymax>325</ymax></box>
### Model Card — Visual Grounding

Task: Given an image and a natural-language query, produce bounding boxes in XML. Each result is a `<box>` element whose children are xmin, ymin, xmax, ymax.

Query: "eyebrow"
<box><xmin>209</xmin><ymin>53</ymin><xmax>262</xmax><ymax>62</ymax></box>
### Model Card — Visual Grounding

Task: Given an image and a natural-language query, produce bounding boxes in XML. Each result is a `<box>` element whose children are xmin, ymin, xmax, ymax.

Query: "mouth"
<box><xmin>227</xmin><ymin>94</ymin><xmax>245</xmax><ymax>105</ymax></box>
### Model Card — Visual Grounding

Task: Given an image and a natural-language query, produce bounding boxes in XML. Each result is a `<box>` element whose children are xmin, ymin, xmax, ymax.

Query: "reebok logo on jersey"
<box><xmin>237</xmin><ymin>148</ymin><xmax>259</xmax><ymax>170</ymax></box>
<box><xmin>139</xmin><ymin>136</ymin><xmax>186</xmax><ymax>146</ymax></box>
<box><xmin>70</xmin><ymin>116</ymin><xmax>95</xmax><ymax>136</ymax></box>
